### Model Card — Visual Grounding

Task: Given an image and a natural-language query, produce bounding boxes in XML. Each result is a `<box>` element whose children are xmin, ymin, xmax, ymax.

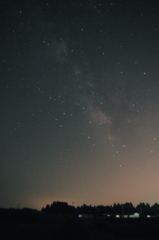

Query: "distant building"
<box><xmin>78</xmin><ymin>214</ymin><xmax>93</xmax><ymax>218</ymax></box>
<box><xmin>102</xmin><ymin>214</ymin><xmax>111</xmax><ymax>218</ymax></box>
<box><xmin>129</xmin><ymin>212</ymin><xmax>139</xmax><ymax>218</ymax></box>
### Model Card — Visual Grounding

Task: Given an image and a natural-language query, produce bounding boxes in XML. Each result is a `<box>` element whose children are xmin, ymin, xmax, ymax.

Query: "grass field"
<box><xmin>0</xmin><ymin>208</ymin><xmax>159</xmax><ymax>240</ymax></box>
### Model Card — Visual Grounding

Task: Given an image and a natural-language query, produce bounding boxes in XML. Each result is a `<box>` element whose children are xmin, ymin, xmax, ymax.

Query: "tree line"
<box><xmin>41</xmin><ymin>201</ymin><xmax>159</xmax><ymax>217</ymax></box>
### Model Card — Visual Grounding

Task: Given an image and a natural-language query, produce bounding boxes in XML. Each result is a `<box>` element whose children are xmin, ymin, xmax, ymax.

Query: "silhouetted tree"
<box><xmin>123</xmin><ymin>202</ymin><xmax>135</xmax><ymax>215</ymax></box>
<box><xmin>136</xmin><ymin>202</ymin><xmax>151</xmax><ymax>216</ymax></box>
<box><xmin>151</xmin><ymin>202</ymin><xmax>159</xmax><ymax>216</ymax></box>
<box><xmin>42</xmin><ymin>201</ymin><xmax>75</xmax><ymax>215</ymax></box>
<box><xmin>113</xmin><ymin>203</ymin><xmax>122</xmax><ymax>215</ymax></box>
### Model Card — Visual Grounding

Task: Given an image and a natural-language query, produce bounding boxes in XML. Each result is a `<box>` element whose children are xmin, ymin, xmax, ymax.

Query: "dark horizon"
<box><xmin>2</xmin><ymin>200</ymin><xmax>159</xmax><ymax>213</ymax></box>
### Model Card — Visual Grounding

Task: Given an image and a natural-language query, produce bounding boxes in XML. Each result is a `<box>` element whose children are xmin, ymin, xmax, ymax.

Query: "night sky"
<box><xmin>1</xmin><ymin>0</ymin><xmax>159</xmax><ymax>210</ymax></box>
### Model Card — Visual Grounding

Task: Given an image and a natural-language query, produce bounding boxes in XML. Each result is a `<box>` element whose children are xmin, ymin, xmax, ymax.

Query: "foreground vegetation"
<box><xmin>42</xmin><ymin>201</ymin><xmax>159</xmax><ymax>217</ymax></box>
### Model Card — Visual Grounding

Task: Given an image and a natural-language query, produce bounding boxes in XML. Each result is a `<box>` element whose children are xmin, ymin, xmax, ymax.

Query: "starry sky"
<box><xmin>1</xmin><ymin>0</ymin><xmax>159</xmax><ymax>210</ymax></box>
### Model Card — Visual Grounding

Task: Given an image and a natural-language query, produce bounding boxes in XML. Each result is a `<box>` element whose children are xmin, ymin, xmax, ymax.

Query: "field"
<box><xmin>0</xmin><ymin>208</ymin><xmax>159</xmax><ymax>240</ymax></box>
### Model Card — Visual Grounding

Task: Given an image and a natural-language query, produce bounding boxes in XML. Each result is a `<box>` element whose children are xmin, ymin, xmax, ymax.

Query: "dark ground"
<box><xmin>0</xmin><ymin>208</ymin><xmax>159</xmax><ymax>240</ymax></box>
